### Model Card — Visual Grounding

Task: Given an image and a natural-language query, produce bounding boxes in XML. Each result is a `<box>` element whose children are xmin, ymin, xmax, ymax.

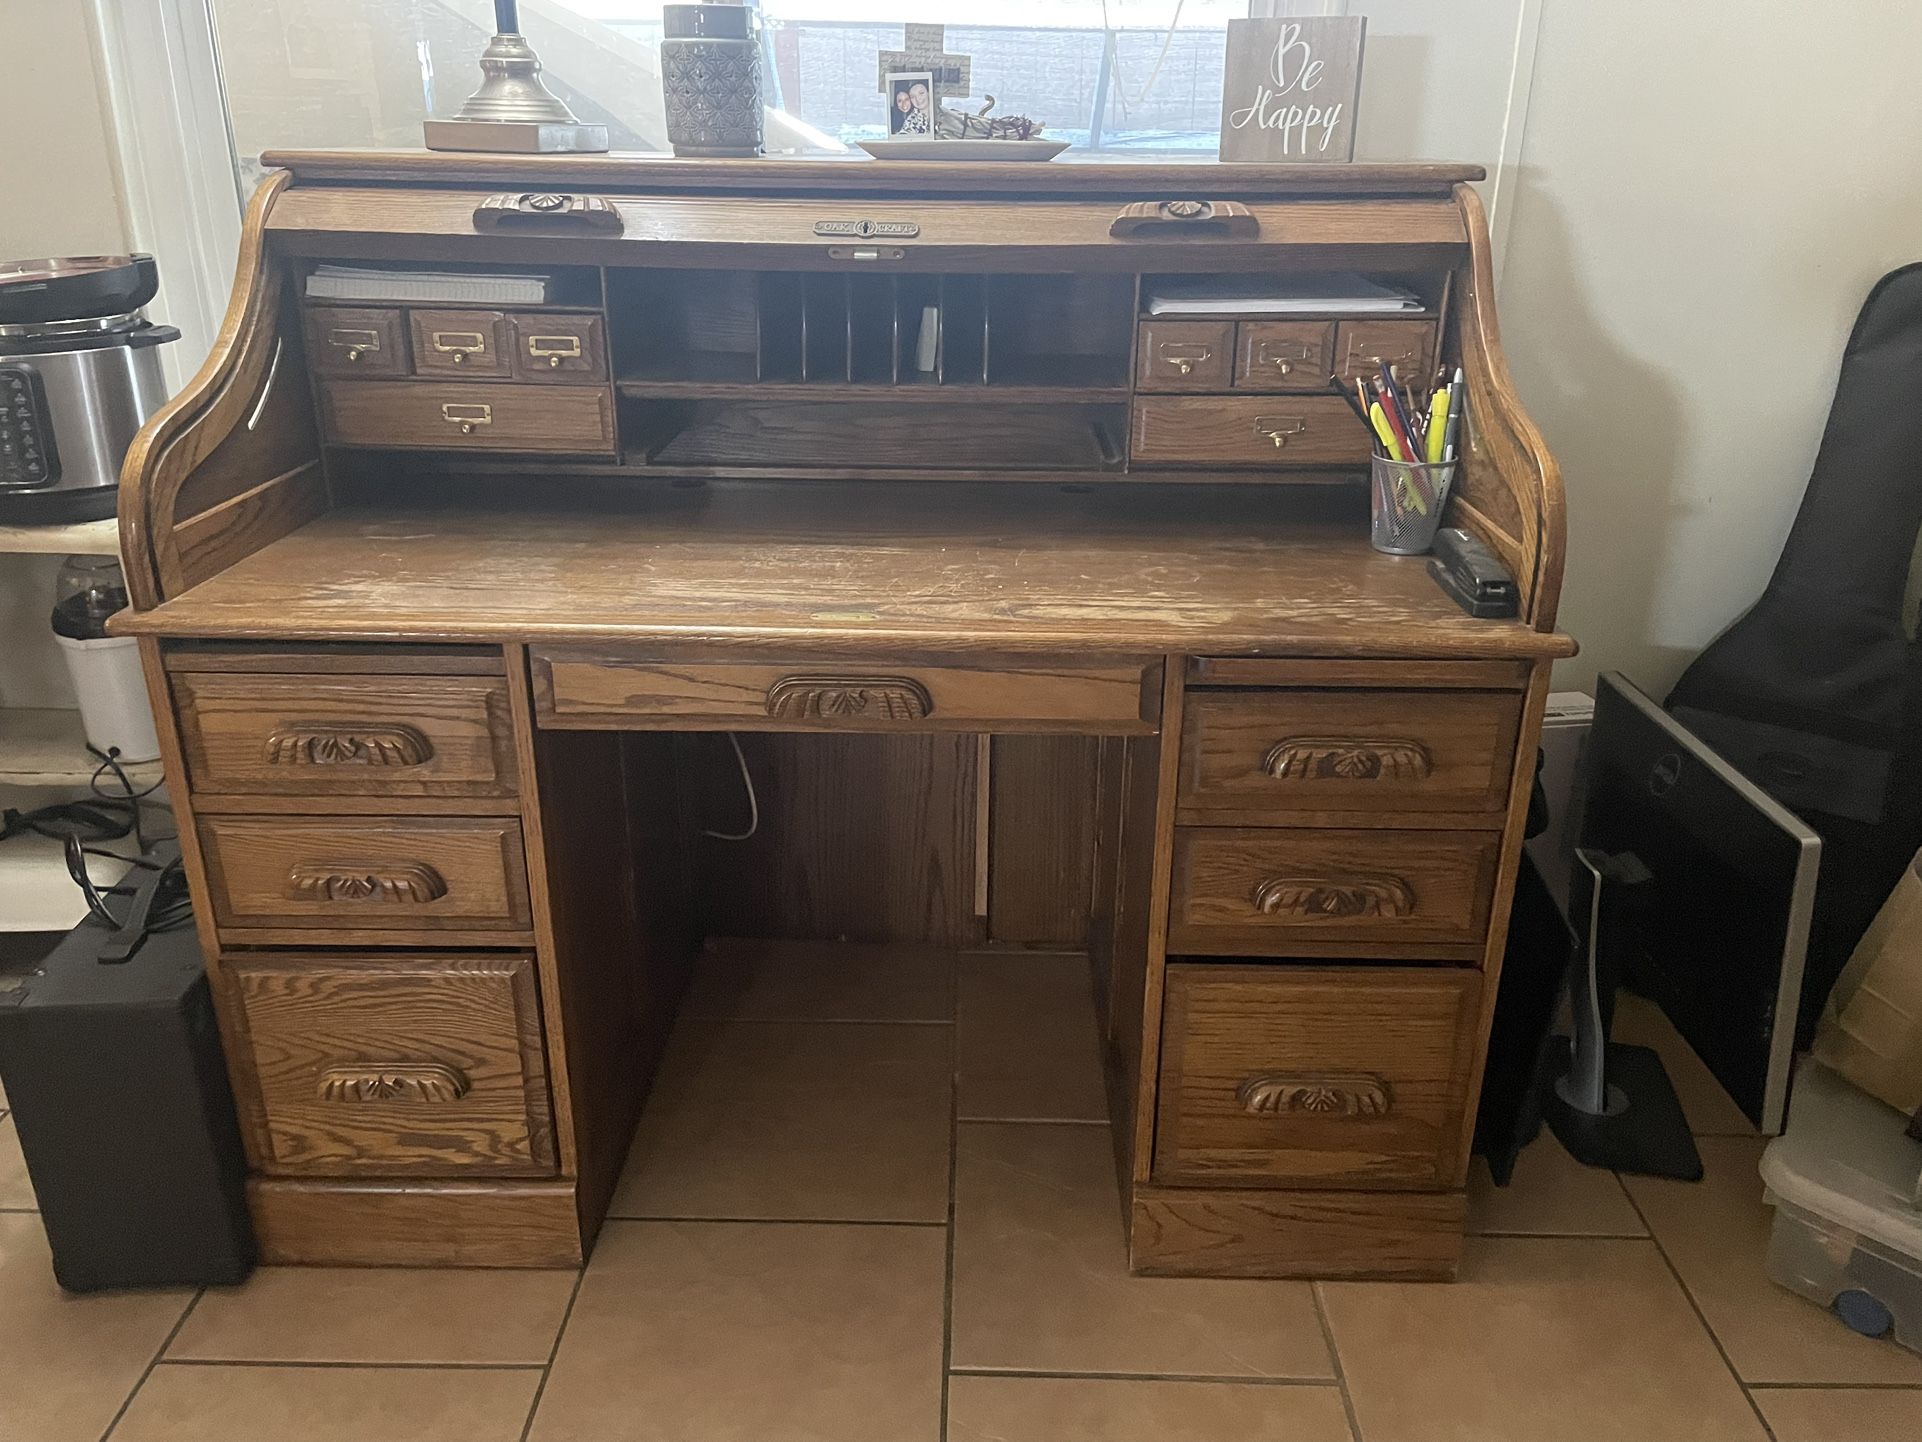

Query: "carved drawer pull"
<box><xmin>525</xmin><ymin>334</ymin><xmax>582</xmax><ymax>367</ymax></box>
<box><xmin>1109</xmin><ymin>199</ymin><xmax>1259</xmax><ymax>238</ymax></box>
<box><xmin>431</xmin><ymin>330</ymin><xmax>488</xmax><ymax>363</ymax></box>
<box><xmin>1237</xmin><ymin>1072</ymin><xmax>1393</xmax><ymax>1117</ymax></box>
<box><xmin>265</xmin><ymin>723</ymin><xmax>433</xmax><ymax>768</ymax></box>
<box><xmin>288</xmin><ymin>861</ymin><xmax>449</xmax><ymax>905</ymax></box>
<box><xmin>1252</xmin><ymin>416</ymin><xmax>1309</xmax><ymax>448</ymax></box>
<box><xmin>325</xmin><ymin>327</ymin><xmax>381</xmax><ymax>362</ymax></box>
<box><xmin>441</xmin><ymin>401</ymin><xmax>493</xmax><ymax>435</ymax></box>
<box><xmin>1262</xmin><ymin>736</ymin><xmax>1433</xmax><ymax>782</ymax></box>
<box><xmin>1252</xmin><ymin>873</ymin><xmax>1415</xmax><ymax>919</ymax></box>
<box><xmin>765</xmin><ymin>675</ymin><xmax>934</xmax><ymax>722</ymax></box>
<box><xmin>318</xmin><ymin>1062</ymin><xmax>470</xmax><ymax>1104</ymax></box>
<box><xmin>1157</xmin><ymin>342</ymin><xmax>1213</xmax><ymax>376</ymax></box>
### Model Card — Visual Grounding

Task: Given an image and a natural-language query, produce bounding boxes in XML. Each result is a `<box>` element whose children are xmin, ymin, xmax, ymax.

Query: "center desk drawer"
<box><xmin>319</xmin><ymin>380</ymin><xmax>615</xmax><ymax>453</ymax></box>
<box><xmin>173</xmin><ymin>671</ymin><xmax>517</xmax><ymax>799</ymax></box>
<box><xmin>1131</xmin><ymin>395</ymin><xmax>1368</xmax><ymax>468</ymax></box>
<box><xmin>225</xmin><ymin>951</ymin><xmax>555</xmax><ymax>1176</ymax></box>
<box><xmin>1154</xmin><ymin>963</ymin><xmax>1481</xmax><ymax>1187</ymax></box>
<box><xmin>530</xmin><ymin>651</ymin><xmax>1161</xmax><ymax>733</ymax></box>
<box><xmin>1170</xmin><ymin>827</ymin><xmax>1499</xmax><ymax>958</ymax></box>
<box><xmin>1181</xmin><ymin>690</ymin><xmax>1520</xmax><ymax>820</ymax></box>
<box><xmin>198</xmin><ymin>815</ymin><xmax>533</xmax><ymax>935</ymax></box>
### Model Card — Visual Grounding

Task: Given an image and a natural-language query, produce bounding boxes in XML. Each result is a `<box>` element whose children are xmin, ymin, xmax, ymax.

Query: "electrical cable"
<box><xmin>702</xmin><ymin>731</ymin><xmax>760</xmax><ymax>841</ymax></box>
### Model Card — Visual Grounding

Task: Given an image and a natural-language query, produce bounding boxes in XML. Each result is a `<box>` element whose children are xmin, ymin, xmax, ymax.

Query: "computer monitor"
<box><xmin>1579</xmin><ymin>671</ymin><xmax>1820</xmax><ymax>1136</ymax></box>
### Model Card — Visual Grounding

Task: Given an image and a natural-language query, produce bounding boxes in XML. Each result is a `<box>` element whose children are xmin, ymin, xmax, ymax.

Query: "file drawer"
<box><xmin>510</xmin><ymin>312</ymin><xmax>607</xmax><ymax>382</ymax></box>
<box><xmin>173</xmin><ymin>671</ymin><xmax>517</xmax><ymax>800</ymax></box>
<box><xmin>1168</xmin><ymin>826</ymin><xmax>1499</xmax><ymax>959</ymax></box>
<box><xmin>409</xmin><ymin>308</ymin><xmax>511</xmax><ymax>377</ymax></box>
<box><xmin>1136</xmin><ymin>320</ymin><xmax>1234</xmax><ymax>391</ymax></box>
<box><xmin>1131</xmin><ymin>395</ymin><xmax>1368</xmax><ymax>468</ymax></box>
<box><xmin>198</xmin><ymin>814</ymin><xmax>533</xmax><ymax>936</ymax></box>
<box><xmin>1153</xmin><ymin>963</ymin><xmax>1480</xmax><ymax>1187</ymax></box>
<box><xmin>1180</xmin><ymin>689</ymin><xmax>1520</xmax><ymax>820</ymax></box>
<box><xmin>1233</xmin><ymin>321</ymin><xmax>1334</xmax><ymax>392</ymax></box>
<box><xmin>319</xmin><ymin>381</ymin><xmax>615</xmax><ymax>453</ymax></box>
<box><xmin>1333</xmin><ymin>319</ymin><xmax>1438</xmax><ymax>386</ymax></box>
<box><xmin>225</xmin><ymin>950</ymin><xmax>555</xmax><ymax>1176</ymax></box>
<box><xmin>304</xmin><ymin>306</ymin><xmax>408</xmax><ymax>378</ymax></box>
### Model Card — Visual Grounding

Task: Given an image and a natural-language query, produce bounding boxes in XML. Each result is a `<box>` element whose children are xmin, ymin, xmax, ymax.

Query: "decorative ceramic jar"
<box><xmin>661</xmin><ymin>3</ymin><xmax>764</xmax><ymax>158</ymax></box>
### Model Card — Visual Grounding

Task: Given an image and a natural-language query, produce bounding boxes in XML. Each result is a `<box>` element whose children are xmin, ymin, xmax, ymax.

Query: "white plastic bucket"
<box><xmin>54</xmin><ymin>631</ymin><xmax>160</xmax><ymax>764</ymax></box>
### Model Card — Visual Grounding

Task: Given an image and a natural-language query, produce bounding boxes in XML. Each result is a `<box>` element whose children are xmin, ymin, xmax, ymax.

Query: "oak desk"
<box><xmin>115</xmin><ymin>153</ymin><xmax>1569</xmax><ymax>1279</ymax></box>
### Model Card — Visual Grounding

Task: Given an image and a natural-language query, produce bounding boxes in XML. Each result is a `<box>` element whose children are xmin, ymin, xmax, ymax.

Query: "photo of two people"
<box><xmin>886</xmin><ymin>71</ymin><xmax>935</xmax><ymax>136</ymax></box>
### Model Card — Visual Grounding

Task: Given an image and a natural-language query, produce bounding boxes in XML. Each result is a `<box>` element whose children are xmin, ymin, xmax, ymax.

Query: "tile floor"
<box><xmin>0</xmin><ymin>947</ymin><xmax>1919</xmax><ymax>1441</ymax></box>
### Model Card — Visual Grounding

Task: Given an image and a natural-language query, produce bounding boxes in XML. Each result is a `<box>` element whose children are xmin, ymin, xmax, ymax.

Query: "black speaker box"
<box><xmin>0</xmin><ymin>920</ymin><xmax>254</xmax><ymax>1292</ymax></box>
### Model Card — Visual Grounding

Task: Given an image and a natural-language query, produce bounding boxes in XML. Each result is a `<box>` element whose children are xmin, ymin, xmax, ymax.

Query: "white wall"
<box><xmin>0</xmin><ymin>0</ymin><xmax>128</xmax><ymax>259</ymax></box>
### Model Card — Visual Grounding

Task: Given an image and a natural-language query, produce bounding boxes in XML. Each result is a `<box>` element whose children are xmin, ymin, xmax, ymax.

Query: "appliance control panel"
<box><xmin>0</xmin><ymin>366</ymin><xmax>61</xmax><ymax>490</ymax></box>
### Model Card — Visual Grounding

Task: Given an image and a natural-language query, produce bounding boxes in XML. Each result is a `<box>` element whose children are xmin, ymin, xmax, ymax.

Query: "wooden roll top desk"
<box><xmin>114</xmin><ymin>152</ymin><xmax>1570</xmax><ymax>1279</ymax></box>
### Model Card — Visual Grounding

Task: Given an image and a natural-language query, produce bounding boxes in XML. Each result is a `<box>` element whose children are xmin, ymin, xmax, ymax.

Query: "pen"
<box><xmin>1441</xmin><ymin>366</ymin><xmax>1465</xmax><ymax>462</ymax></box>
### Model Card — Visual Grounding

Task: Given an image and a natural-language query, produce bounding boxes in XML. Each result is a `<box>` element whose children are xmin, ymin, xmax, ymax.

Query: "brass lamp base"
<box><xmin>424</xmin><ymin>27</ymin><xmax>609</xmax><ymax>155</ymax></box>
<box><xmin>423</xmin><ymin>118</ymin><xmax>609</xmax><ymax>154</ymax></box>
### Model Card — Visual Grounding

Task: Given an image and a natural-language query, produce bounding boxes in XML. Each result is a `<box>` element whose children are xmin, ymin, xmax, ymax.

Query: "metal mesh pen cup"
<box><xmin>1369</xmin><ymin>454</ymin><xmax>1456</xmax><ymax>555</ymax></box>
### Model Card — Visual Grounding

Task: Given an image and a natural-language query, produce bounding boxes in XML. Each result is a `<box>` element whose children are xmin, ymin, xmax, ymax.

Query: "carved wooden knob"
<box><xmin>1251</xmin><ymin>873</ymin><xmax>1415</xmax><ymax>919</ymax></box>
<box><xmin>1237</xmin><ymin>1072</ymin><xmax>1392</xmax><ymax>1117</ymax></box>
<box><xmin>1162</xmin><ymin>199</ymin><xmax>1208</xmax><ymax>219</ymax></box>
<box><xmin>288</xmin><ymin>861</ymin><xmax>449</xmax><ymax>905</ymax></box>
<box><xmin>265</xmin><ymin>723</ymin><xmax>432</xmax><ymax>768</ymax></box>
<box><xmin>1261</xmin><ymin>736</ymin><xmax>1432</xmax><ymax>782</ymax></box>
<box><xmin>318</xmin><ymin>1062</ymin><xmax>470</xmax><ymax>1104</ymax></box>
<box><xmin>765</xmin><ymin>675</ymin><xmax>933</xmax><ymax>722</ymax></box>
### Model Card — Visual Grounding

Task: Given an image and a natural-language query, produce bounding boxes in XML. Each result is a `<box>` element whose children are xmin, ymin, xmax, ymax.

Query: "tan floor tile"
<box><xmin>949</xmin><ymin>1122</ymin><xmax>1332</xmax><ymax>1379</ymax></box>
<box><xmin>1751</xmin><ymin>1386</ymin><xmax>1922</xmax><ymax>1442</ymax></box>
<box><xmin>683</xmin><ymin>938</ymin><xmax>954</xmax><ymax>1022</ymax></box>
<box><xmin>957</xmin><ymin>952</ymin><xmax>1108</xmax><ymax>1122</ymax></box>
<box><xmin>946</xmin><ymin>1375</ymin><xmax>1353</xmax><ymax>1442</ymax></box>
<box><xmin>0</xmin><ymin>1113</ymin><xmax>34</xmax><ymax>1210</ymax></box>
<box><xmin>1614</xmin><ymin>994</ymin><xmax>1758</xmax><ymax>1136</ymax></box>
<box><xmin>1468</xmin><ymin>1134</ymin><xmax>1645</xmax><ymax>1236</ymax></box>
<box><xmin>1625</xmin><ymin>1136</ymin><xmax>1922</xmax><ymax>1385</ymax></box>
<box><xmin>111</xmin><ymin>1362</ymin><xmax>540</xmax><ymax>1442</ymax></box>
<box><xmin>1320</xmin><ymin>1236</ymin><xmax>1766</xmax><ymax>1442</ymax></box>
<box><xmin>167</xmin><ymin>1265</ymin><xmax>576</xmax><ymax>1364</ymax></box>
<box><xmin>0</xmin><ymin>1212</ymin><xmax>194</xmax><ymax>1442</ymax></box>
<box><xmin>530</xmin><ymin>1219</ymin><xmax>945</xmax><ymax>1442</ymax></box>
<box><xmin>609</xmin><ymin>1019</ymin><xmax>951</xmax><ymax>1222</ymax></box>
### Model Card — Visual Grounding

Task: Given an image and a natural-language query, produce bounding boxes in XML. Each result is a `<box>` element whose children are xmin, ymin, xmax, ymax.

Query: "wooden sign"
<box><xmin>1219</xmin><ymin>16</ymin><xmax>1366</xmax><ymax>163</ymax></box>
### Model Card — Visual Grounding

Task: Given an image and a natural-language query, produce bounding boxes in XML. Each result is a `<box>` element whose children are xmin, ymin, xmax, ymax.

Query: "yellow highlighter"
<box><xmin>1425</xmin><ymin>388</ymin><xmax>1451</xmax><ymax>463</ymax></box>
<box><xmin>1369</xmin><ymin>401</ymin><xmax>1426</xmax><ymax>515</ymax></box>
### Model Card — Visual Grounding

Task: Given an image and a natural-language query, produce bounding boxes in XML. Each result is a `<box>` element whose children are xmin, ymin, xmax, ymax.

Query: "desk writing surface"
<box><xmin>124</xmin><ymin>481</ymin><xmax>1572</xmax><ymax>659</ymax></box>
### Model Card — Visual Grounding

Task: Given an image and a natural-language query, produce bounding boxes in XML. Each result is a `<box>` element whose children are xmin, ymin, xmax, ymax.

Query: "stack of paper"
<box><xmin>1145</xmin><ymin>273</ymin><xmax>1423</xmax><ymax>317</ymax></box>
<box><xmin>305</xmin><ymin>264</ymin><xmax>551</xmax><ymax>305</ymax></box>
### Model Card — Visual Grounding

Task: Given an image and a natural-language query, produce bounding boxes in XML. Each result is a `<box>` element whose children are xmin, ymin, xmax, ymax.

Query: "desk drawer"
<box><xmin>1180</xmin><ymin>690</ymin><xmax>1519</xmax><ymax>820</ymax></box>
<box><xmin>173</xmin><ymin>671</ymin><xmax>517</xmax><ymax>799</ymax></box>
<box><xmin>319</xmin><ymin>380</ymin><xmax>615</xmax><ymax>453</ymax></box>
<box><xmin>510</xmin><ymin>313</ymin><xmax>607</xmax><ymax>382</ymax></box>
<box><xmin>199</xmin><ymin>815</ymin><xmax>533</xmax><ymax>936</ymax></box>
<box><xmin>1233</xmin><ymin>321</ymin><xmax>1335</xmax><ymax>392</ymax></box>
<box><xmin>410</xmin><ymin>309</ymin><xmax>511</xmax><ymax>378</ymax></box>
<box><xmin>1169</xmin><ymin>827</ymin><xmax>1498</xmax><ymax>958</ymax></box>
<box><xmin>1136</xmin><ymin>320</ymin><xmax>1234</xmax><ymax>390</ymax></box>
<box><xmin>1154</xmin><ymin>963</ymin><xmax>1480</xmax><ymax>1187</ymax></box>
<box><xmin>304</xmin><ymin>306</ymin><xmax>408</xmax><ymax>378</ymax></box>
<box><xmin>1333</xmin><ymin>319</ymin><xmax>1438</xmax><ymax>386</ymax></box>
<box><xmin>1130</xmin><ymin>395</ymin><xmax>1368</xmax><ymax>468</ymax></box>
<box><xmin>530</xmin><ymin>652</ymin><xmax>1161</xmax><ymax>733</ymax></box>
<box><xmin>225</xmin><ymin>951</ymin><xmax>555</xmax><ymax>1176</ymax></box>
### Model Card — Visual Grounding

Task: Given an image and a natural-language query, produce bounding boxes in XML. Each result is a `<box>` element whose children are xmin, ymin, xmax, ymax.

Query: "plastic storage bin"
<box><xmin>1760</xmin><ymin>1060</ymin><xmax>1922</xmax><ymax>1351</ymax></box>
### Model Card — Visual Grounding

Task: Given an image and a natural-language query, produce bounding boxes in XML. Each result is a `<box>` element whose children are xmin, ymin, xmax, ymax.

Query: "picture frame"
<box><xmin>885</xmin><ymin>70</ymin><xmax>937</xmax><ymax>138</ymax></box>
<box><xmin>1219</xmin><ymin>16</ymin><xmax>1366</xmax><ymax>163</ymax></box>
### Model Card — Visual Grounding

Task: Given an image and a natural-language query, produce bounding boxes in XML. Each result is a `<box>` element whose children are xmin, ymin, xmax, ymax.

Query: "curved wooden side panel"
<box><xmin>1445</xmin><ymin>182</ymin><xmax>1567</xmax><ymax>632</ymax></box>
<box><xmin>119</xmin><ymin>171</ymin><xmax>325</xmax><ymax>610</ymax></box>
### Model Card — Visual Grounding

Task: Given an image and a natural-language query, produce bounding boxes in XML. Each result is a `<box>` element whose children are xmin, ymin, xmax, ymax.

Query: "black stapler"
<box><xmin>1428</xmin><ymin>527</ymin><xmax>1520</xmax><ymax>618</ymax></box>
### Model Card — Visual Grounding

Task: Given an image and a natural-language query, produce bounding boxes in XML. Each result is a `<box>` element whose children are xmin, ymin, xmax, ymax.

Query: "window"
<box><xmin>207</xmin><ymin>0</ymin><xmax>1250</xmax><ymax>187</ymax></box>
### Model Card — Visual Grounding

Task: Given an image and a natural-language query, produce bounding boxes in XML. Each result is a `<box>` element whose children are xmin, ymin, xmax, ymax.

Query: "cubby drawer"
<box><xmin>1153</xmin><ymin>963</ymin><xmax>1481</xmax><ymax>1187</ymax></box>
<box><xmin>409</xmin><ymin>309</ymin><xmax>511</xmax><ymax>377</ymax></box>
<box><xmin>1130</xmin><ymin>395</ymin><xmax>1368</xmax><ymax>467</ymax></box>
<box><xmin>1136</xmin><ymin>320</ymin><xmax>1234</xmax><ymax>391</ymax></box>
<box><xmin>319</xmin><ymin>381</ymin><xmax>615</xmax><ymax>453</ymax></box>
<box><xmin>173</xmin><ymin>671</ymin><xmax>517</xmax><ymax>799</ymax></box>
<box><xmin>1168</xmin><ymin>826</ymin><xmax>1499</xmax><ymax>959</ymax></box>
<box><xmin>1180</xmin><ymin>690</ymin><xmax>1520</xmax><ymax>820</ymax></box>
<box><xmin>224</xmin><ymin>951</ymin><xmax>555</xmax><ymax>1176</ymax></box>
<box><xmin>304</xmin><ymin>306</ymin><xmax>408</xmax><ymax>378</ymax></box>
<box><xmin>530</xmin><ymin>651</ymin><xmax>1161</xmax><ymax>733</ymax></box>
<box><xmin>510</xmin><ymin>312</ymin><xmax>608</xmax><ymax>382</ymax></box>
<box><xmin>1333</xmin><ymin>319</ymin><xmax>1438</xmax><ymax>385</ymax></box>
<box><xmin>1233</xmin><ymin>321</ymin><xmax>1334</xmax><ymax>392</ymax></box>
<box><xmin>198</xmin><ymin>814</ymin><xmax>533</xmax><ymax>936</ymax></box>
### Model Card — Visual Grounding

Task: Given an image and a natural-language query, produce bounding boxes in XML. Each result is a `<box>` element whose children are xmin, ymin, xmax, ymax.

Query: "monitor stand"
<box><xmin>1544</xmin><ymin>848</ymin><xmax>1705</xmax><ymax>1181</ymax></box>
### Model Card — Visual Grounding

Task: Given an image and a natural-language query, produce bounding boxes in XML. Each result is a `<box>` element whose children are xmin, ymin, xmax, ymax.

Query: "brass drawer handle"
<box><xmin>1237</xmin><ymin>1072</ymin><xmax>1393</xmax><ymax>1117</ymax></box>
<box><xmin>431</xmin><ymin>330</ymin><xmax>488</xmax><ymax>363</ymax></box>
<box><xmin>1157</xmin><ymin>342</ymin><xmax>1213</xmax><ymax>376</ymax></box>
<box><xmin>1252</xmin><ymin>416</ymin><xmax>1309</xmax><ymax>448</ymax></box>
<box><xmin>440</xmin><ymin>401</ymin><xmax>493</xmax><ymax>435</ymax></box>
<box><xmin>264</xmin><ymin>723</ymin><xmax>433</xmax><ymax>768</ymax></box>
<box><xmin>326</xmin><ymin>327</ymin><xmax>381</xmax><ymax>362</ymax></box>
<box><xmin>1262</xmin><ymin>736</ymin><xmax>1433</xmax><ymax>782</ymax></box>
<box><xmin>1255</xmin><ymin>341</ymin><xmax>1315</xmax><ymax>374</ymax></box>
<box><xmin>765</xmin><ymin>675</ymin><xmax>933</xmax><ymax>721</ymax></box>
<box><xmin>318</xmin><ymin>1062</ymin><xmax>471</xmax><ymax>1104</ymax></box>
<box><xmin>525</xmin><ymin>334</ymin><xmax>583</xmax><ymax>368</ymax></box>
<box><xmin>288</xmin><ymin>861</ymin><xmax>449</xmax><ymax>905</ymax></box>
<box><xmin>1251</xmin><ymin>873</ymin><xmax>1415</xmax><ymax>919</ymax></box>
<box><xmin>1353</xmin><ymin>348</ymin><xmax>1421</xmax><ymax>371</ymax></box>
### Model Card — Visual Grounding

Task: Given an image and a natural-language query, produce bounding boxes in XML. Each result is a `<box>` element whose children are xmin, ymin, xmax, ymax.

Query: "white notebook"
<box><xmin>1145</xmin><ymin>273</ymin><xmax>1422</xmax><ymax>317</ymax></box>
<box><xmin>305</xmin><ymin>264</ymin><xmax>551</xmax><ymax>305</ymax></box>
